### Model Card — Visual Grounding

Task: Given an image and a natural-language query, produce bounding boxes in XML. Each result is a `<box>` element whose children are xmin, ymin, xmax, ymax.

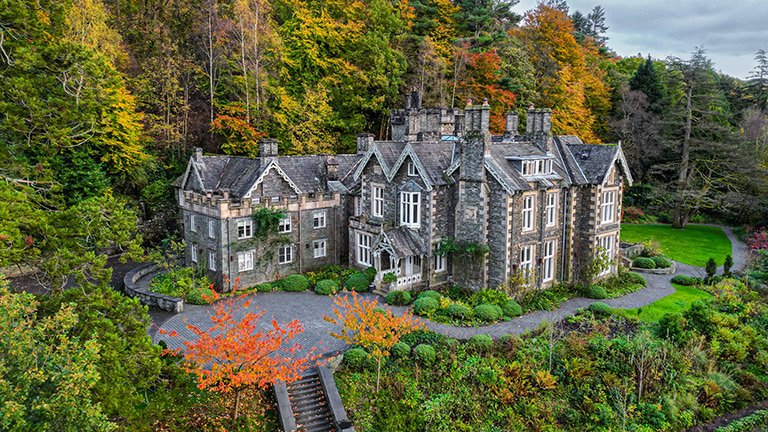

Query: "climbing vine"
<box><xmin>252</xmin><ymin>207</ymin><xmax>287</xmax><ymax>240</ymax></box>
<box><xmin>434</xmin><ymin>238</ymin><xmax>490</xmax><ymax>258</ymax></box>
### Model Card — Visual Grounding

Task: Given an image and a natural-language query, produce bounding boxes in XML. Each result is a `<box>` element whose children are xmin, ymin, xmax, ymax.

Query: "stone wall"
<box><xmin>123</xmin><ymin>263</ymin><xmax>184</xmax><ymax>313</ymax></box>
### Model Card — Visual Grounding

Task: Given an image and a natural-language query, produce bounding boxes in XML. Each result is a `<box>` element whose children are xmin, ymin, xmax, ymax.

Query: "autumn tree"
<box><xmin>455</xmin><ymin>49</ymin><xmax>517</xmax><ymax>133</ymax></box>
<box><xmin>325</xmin><ymin>292</ymin><xmax>422</xmax><ymax>392</ymax></box>
<box><xmin>162</xmin><ymin>293</ymin><xmax>320</xmax><ymax>419</ymax></box>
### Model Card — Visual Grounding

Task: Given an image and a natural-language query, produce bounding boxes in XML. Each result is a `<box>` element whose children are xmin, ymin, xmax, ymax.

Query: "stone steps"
<box><xmin>286</xmin><ymin>369</ymin><xmax>337</xmax><ymax>432</ymax></box>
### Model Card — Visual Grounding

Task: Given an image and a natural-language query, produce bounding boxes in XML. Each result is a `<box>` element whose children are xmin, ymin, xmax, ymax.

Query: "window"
<box><xmin>278</xmin><ymin>216</ymin><xmax>291</xmax><ymax>233</ymax></box>
<box><xmin>522</xmin><ymin>195</ymin><xmax>535</xmax><ymax>231</ymax></box>
<box><xmin>599</xmin><ymin>235</ymin><xmax>614</xmax><ymax>275</ymax></box>
<box><xmin>354</xmin><ymin>196</ymin><xmax>362</xmax><ymax>216</ymax></box>
<box><xmin>190</xmin><ymin>214</ymin><xmax>197</xmax><ymax>232</ymax></box>
<box><xmin>372</xmin><ymin>186</ymin><xmax>383</xmax><ymax>217</ymax></box>
<box><xmin>545</xmin><ymin>160</ymin><xmax>553</xmax><ymax>174</ymax></box>
<box><xmin>522</xmin><ymin>161</ymin><xmax>532</xmax><ymax>175</ymax></box>
<box><xmin>191</xmin><ymin>244</ymin><xmax>198</xmax><ymax>263</ymax></box>
<box><xmin>313</xmin><ymin>240</ymin><xmax>327</xmax><ymax>258</ymax></box>
<box><xmin>520</xmin><ymin>245</ymin><xmax>534</xmax><ymax>272</ymax></box>
<box><xmin>434</xmin><ymin>245</ymin><xmax>446</xmax><ymax>273</ymax></box>
<box><xmin>208</xmin><ymin>220</ymin><xmax>216</xmax><ymax>238</ymax></box>
<box><xmin>546</xmin><ymin>192</ymin><xmax>557</xmax><ymax>227</ymax></box>
<box><xmin>208</xmin><ymin>251</ymin><xmax>216</xmax><ymax>271</ymax></box>
<box><xmin>238</xmin><ymin>250</ymin><xmax>254</xmax><ymax>272</ymax></box>
<box><xmin>313</xmin><ymin>211</ymin><xmax>326</xmax><ymax>229</ymax></box>
<box><xmin>522</xmin><ymin>159</ymin><xmax>553</xmax><ymax>176</ymax></box>
<box><xmin>543</xmin><ymin>240</ymin><xmax>555</xmax><ymax>282</ymax></box>
<box><xmin>601</xmin><ymin>191</ymin><xmax>616</xmax><ymax>224</ymax></box>
<box><xmin>357</xmin><ymin>232</ymin><xmax>372</xmax><ymax>266</ymax></box>
<box><xmin>237</xmin><ymin>220</ymin><xmax>253</xmax><ymax>239</ymax></box>
<box><xmin>278</xmin><ymin>245</ymin><xmax>293</xmax><ymax>264</ymax></box>
<box><xmin>400</xmin><ymin>191</ymin><xmax>421</xmax><ymax>228</ymax></box>
<box><xmin>407</xmin><ymin>162</ymin><xmax>418</xmax><ymax>176</ymax></box>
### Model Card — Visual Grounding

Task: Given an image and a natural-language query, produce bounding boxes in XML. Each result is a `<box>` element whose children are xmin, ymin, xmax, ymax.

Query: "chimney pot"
<box><xmin>195</xmin><ymin>147</ymin><xmax>203</xmax><ymax>161</ymax></box>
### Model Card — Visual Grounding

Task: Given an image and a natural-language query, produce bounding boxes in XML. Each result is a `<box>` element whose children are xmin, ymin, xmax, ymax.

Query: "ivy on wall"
<box><xmin>434</xmin><ymin>238</ymin><xmax>490</xmax><ymax>258</ymax></box>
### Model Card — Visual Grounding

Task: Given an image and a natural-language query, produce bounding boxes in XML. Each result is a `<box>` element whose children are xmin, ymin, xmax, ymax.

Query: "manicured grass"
<box><xmin>620</xmin><ymin>224</ymin><xmax>732</xmax><ymax>267</ymax></box>
<box><xmin>613</xmin><ymin>283</ymin><xmax>712</xmax><ymax>322</ymax></box>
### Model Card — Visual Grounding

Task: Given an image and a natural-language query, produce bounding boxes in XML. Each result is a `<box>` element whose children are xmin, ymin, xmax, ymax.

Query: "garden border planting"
<box><xmin>123</xmin><ymin>263</ymin><xmax>184</xmax><ymax>313</ymax></box>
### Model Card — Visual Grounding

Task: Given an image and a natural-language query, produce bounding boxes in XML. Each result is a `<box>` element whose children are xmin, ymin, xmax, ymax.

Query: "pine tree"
<box><xmin>748</xmin><ymin>49</ymin><xmax>768</xmax><ymax>110</ymax></box>
<box><xmin>629</xmin><ymin>56</ymin><xmax>664</xmax><ymax>113</ymax></box>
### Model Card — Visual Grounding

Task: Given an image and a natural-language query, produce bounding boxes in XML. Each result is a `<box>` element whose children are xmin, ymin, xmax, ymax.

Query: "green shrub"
<box><xmin>345</xmin><ymin>273</ymin><xmax>371</xmax><ymax>292</ymax></box>
<box><xmin>473</xmin><ymin>304</ymin><xmax>503</xmax><ymax>322</ymax></box>
<box><xmin>149</xmin><ymin>267</ymin><xmax>212</xmax><ymax>298</ymax></box>
<box><xmin>468</xmin><ymin>334</ymin><xmax>493</xmax><ymax>351</ymax></box>
<box><xmin>706</xmin><ymin>257</ymin><xmax>718</xmax><ymax>280</ymax></box>
<box><xmin>278</xmin><ymin>274</ymin><xmax>309</xmax><ymax>292</ymax></box>
<box><xmin>651</xmin><ymin>255</ymin><xmax>672</xmax><ymax>269</ymax></box>
<box><xmin>691</xmin><ymin>277</ymin><xmax>703</xmax><ymax>285</ymax></box>
<box><xmin>417</xmin><ymin>290</ymin><xmax>442</xmax><ymax>301</ymax></box>
<box><xmin>413</xmin><ymin>297</ymin><xmax>439</xmax><ymax>315</ymax></box>
<box><xmin>624</xmin><ymin>271</ymin><xmax>647</xmax><ymax>286</ymax></box>
<box><xmin>185</xmin><ymin>288</ymin><xmax>217</xmax><ymax>305</ymax></box>
<box><xmin>385</xmin><ymin>290</ymin><xmax>412</xmax><ymax>306</ymax></box>
<box><xmin>445</xmin><ymin>303</ymin><xmax>473</xmax><ymax>320</ymax></box>
<box><xmin>382</xmin><ymin>272</ymin><xmax>397</xmax><ymax>283</ymax></box>
<box><xmin>584</xmin><ymin>285</ymin><xmax>607</xmax><ymax>299</ymax></box>
<box><xmin>671</xmin><ymin>274</ymin><xmax>694</xmax><ymax>286</ymax></box>
<box><xmin>344</xmin><ymin>348</ymin><xmax>367</xmax><ymax>370</ymax></box>
<box><xmin>390</xmin><ymin>342</ymin><xmax>410</xmax><ymax>359</ymax></box>
<box><xmin>502</xmin><ymin>300</ymin><xmax>523</xmax><ymax>317</ymax></box>
<box><xmin>470</xmin><ymin>289</ymin><xmax>509</xmax><ymax>308</ymax></box>
<box><xmin>315</xmin><ymin>279</ymin><xmax>338</xmax><ymax>296</ymax></box>
<box><xmin>724</xmin><ymin>255</ymin><xmax>734</xmax><ymax>276</ymax></box>
<box><xmin>633</xmin><ymin>257</ymin><xmax>656</xmax><ymax>269</ymax></box>
<box><xmin>413</xmin><ymin>344</ymin><xmax>436</xmax><ymax>365</ymax></box>
<box><xmin>654</xmin><ymin>313</ymin><xmax>689</xmax><ymax>345</ymax></box>
<box><xmin>256</xmin><ymin>282</ymin><xmax>272</xmax><ymax>293</ymax></box>
<box><xmin>588</xmin><ymin>302</ymin><xmax>612</xmax><ymax>316</ymax></box>
<box><xmin>364</xmin><ymin>266</ymin><xmax>377</xmax><ymax>279</ymax></box>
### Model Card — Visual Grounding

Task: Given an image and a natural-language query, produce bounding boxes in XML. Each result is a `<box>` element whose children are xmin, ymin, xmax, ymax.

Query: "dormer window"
<box><xmin>407</xmin><ymin>162</ymin><xmax>418</xmax><ymax>176</ymax></box>
<box><xmin>521</xmin><ymin>159</ymin><xmax>553</xmax><ymax>176</ymax></box>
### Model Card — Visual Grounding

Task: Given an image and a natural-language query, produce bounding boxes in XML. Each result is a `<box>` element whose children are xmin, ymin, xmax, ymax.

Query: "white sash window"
<box><xmin>400</xmin><ymin>192</ymin><xmax>421</xmax><ymax>228</ymax></box>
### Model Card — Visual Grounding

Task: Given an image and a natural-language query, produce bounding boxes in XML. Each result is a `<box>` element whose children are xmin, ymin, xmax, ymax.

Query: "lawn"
<box><xmin>620</xmin><ymin>224</ymin><xmax>732</xmax><ymax>267</ymax></box>
<box><xmin>613</xmin><ymin>283</ymin><xmax>712</xmax><ymax>322</ymax></box>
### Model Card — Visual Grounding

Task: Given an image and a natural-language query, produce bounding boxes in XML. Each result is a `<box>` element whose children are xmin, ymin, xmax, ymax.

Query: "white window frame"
<box><xmin>278</xmin><ymin>245</ymin><xmax>293</xmax><ymax>264</ymax></box>
<box><xmin>522</xmin><ymin>195</ymin><xmax>535</xmax><ymax>231</ymax></box>
<box><xmin>372</xmin><ymin>186</ymin><xmax>384</xmax><ymax>217</ymax></box>
<box><xmin>354</xmin><ymin>196</ymin><xmax>362</xmax><ymax>216</ymax></box>
<box><xmin>208</xmin><ymin>220</ymin><xmax>216</xmax><ymax>238</ymax></box>
<box><xmin>543</xmin><ymin>240</ymin><xmax>555</xmax><ymax>282</ymax></box>
<box><xmin>407</xmin><ymin>162</ymin><xmax>418</xmax><ymax>176</ymax></box>
<box><xmin>522</xmin><ymin>161</ymin><xmax>532</xmax><ymax>175</ymax></box>
<box><xmin>313</xmin><ymin>211</ymin><xmax>326</xmax><ymax>229</ymax></box>
<box><xmin>599</xmin><ymin>235</ymin><xmax>614</xmax><ymax>275</ymax></box>
<box><xmin>356</xmin><ymin>232</ymin><xmax>373</xmax><ymax>266</ymax></box>
<box><xmin>208</xmin><ymin>251</ymin><xmax>216</xmax><ymax>271</ymax></box>
<box><xmin>191</xmin><ymin>243</ymin><xmax>198</xmax><ymax>263</ymax></box>
<box><xmin>601</xmin><ymin>191</ymin><xmax>616</xmax><ymax>224</ymax></box>
<box><xmin>400</xmin><ymin>191</ymin><xmax>421</xmax><ymax>228</ymax></box>
<box><xmin>313</xmin><ymin>239</ymin><xmax>327</xmax><ymax>258</ymax></box>
<box><xmin>278</xmin><ymin>216</ymin><xmax>292</xmax><ymax>233</ymax></box>
<box><xmin>546</xmin><ymin>192</ymin><xmax>557</xmax><ymax>227</ymax></box>
<box><xmin>434</xmin><ymin>246</ymin><xmax>446</xmax><ymax>273</ymax></box>
<box><xmin>190</xmin><ymin>214</ymin><xmax>197</xmax><ymax>232</ymax></box>
<box><xmin>237</xmin><ymin>220</ymin><xmax>253</xmax><ymax>239</ymax></box>
<box><xmin>520</xmin><ymin>244</ymin><xmax>534</xmax><ymax>272</ymax></box>
<box><xmin>238</xmin><ymin>250</ymin><xmax>254</xmax><ymax>272</ymax></box>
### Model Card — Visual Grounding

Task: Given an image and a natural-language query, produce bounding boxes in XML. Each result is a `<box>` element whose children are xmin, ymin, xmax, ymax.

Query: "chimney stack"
<box><xmin>526</xmin><ymin>107</ymin><xmax>553</xmax><ymax>152</ymax></box>
<box><xmin>464</xmin><ymin>99</ymin><xmax>490</xmax><ymax>135</ymax></box>
<box><xmin>505</xmin><ymin>111</ymin><xmax>519</xmax><ymax>137</ymax></box>
<box><xmin>325</xmin><ymin>155</ymin><xmax>339</xmax><ymax>181</ymax></box>
<box><xmin>259</xmin><ymin>138</ymin><xmax>278</xmax><ymax>162</ymax></box>
<box><xmin>356</xmin><ymin>133</ymin><xmax>374</xmax><ymax>155</ymax></box>
<box><xmin>195</xmin><ymin>147</ymin><xmax>203</xmax><ymax>161</ymax></box>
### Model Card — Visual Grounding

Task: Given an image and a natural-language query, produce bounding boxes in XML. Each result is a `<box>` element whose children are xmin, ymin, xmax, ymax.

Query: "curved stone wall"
<box><xmin>123</xmin><ymin>263</ymin><xmax>184</xmax><ymax>313</ymax></box>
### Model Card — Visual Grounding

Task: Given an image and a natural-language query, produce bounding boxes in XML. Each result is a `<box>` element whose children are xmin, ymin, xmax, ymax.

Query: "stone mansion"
<box><xmin>174</xmin><ymin>91</ymin><xmax>632</xmax><ymax>292</ymax></box>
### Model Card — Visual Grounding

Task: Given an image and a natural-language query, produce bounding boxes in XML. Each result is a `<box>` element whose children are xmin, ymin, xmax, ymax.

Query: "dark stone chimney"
<box><xmin>356</xmin><ymin>133</ymin><xmax>374</xmax><ymax>155</ymax></box>
<box><xmin>195</xmin><ymin>147</ymin><xmax>203</xmax><ymax>161</ymax></box>
<box><xmin>526</xmin><ymin>108</ymin><xmax>553</xmax><ymax>152</ymax></box>
<box><xmin>325</xmin><ymin>155</ymin><xmax>339</xmax><ymax>181</ymax></box>
<box><xmin>505</xmin><ymin>111</ymin><xmax>519</xmax><ymax>138</ymax></box>
<box><xmin>259</xmin><ymin>138</ymin><xmax>278</xmax><ymax>163</ymax></box>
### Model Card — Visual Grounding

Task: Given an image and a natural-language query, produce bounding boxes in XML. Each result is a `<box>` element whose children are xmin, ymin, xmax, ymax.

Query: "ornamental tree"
<box><xmin>161</xmin><ymin>293</ymin><xmax>320</xmax><ymax>419</ymax></box>
<box><xmin>324</xmin><ymin>292</ymin><xmax>422</xmax><ymax>392</ymax></box>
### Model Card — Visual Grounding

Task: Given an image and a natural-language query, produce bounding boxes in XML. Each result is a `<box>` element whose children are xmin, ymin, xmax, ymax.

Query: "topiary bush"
<box><xmin>633</xmin><ymin>257</ymin><xmax>656</xmax><ymax>269</ymax></box>
<box><xmin>445</xmin><ymin>303</ymin><xmax>473</xmax><ymax>320</ymax></box>
<box><xmin>588</xmin><ymin>302</ymin><xmax>612</xmax><ymax>316</ymax></box>
<box><xmin>624</xmin><ymin>272</ymin><xmax>647</xmax><ymax>286</ymax></box>
<box><xmin>344</xmin><ymin>348</ymin><xmax>367</xmax><ymax>370</ymax></box>
<box><xmin>671</xmin><ymin>274</ymin><xmax>694</xmax><ymax>286</ymax></box>
<box><xmin>413</xmin><ymin>344</ymin><xmax>436</xmax><ymax>365</ymax></box>
<box><xmin>473</xmin><ymin>304</ymin><xmax>503</xmax><ymax>322</ymax></box>
<box><xmin>706</xmin><ymin>257</ymin><xmax>718</xmax><ymax>280</ymax></box>
<box><xmin>468</xmin><ymin>334</ymin><xmax>493</xmax><ymax>351</ymax></box>
<box><xmin>185</xmin><ymin>287</ymin><xmax>217</xmax><ymax>305</ymax></box>
<box><xmin>385</xmin><ymin>290</ymin><xmax>412</xmax><ymax>306</ymax></box>
<box><xmin>584</xmin><ymin>285</ymin><xmax>607</xmax><ymax>299</ymax></box>
<box><xmin>256</xmin><ymin>282</ymin><xmax>272</xmax><ymax>293</ymax></box>
<box><xmin>345</xmin><ymin>273</ymin><xmax>371</xmax><ymax>292</ymax></box>
<box><xmin>314</xmin><ymin>279</ymin><xmax>338</xmax><ymax>295</ymax></box>
<box><xmin>651</xmin><ymin>255</ymin><xmax>672</xmax><ymax>269</ymax></box>
<box><xmin>413</xmin><ymin>297</ymin><xmax>439</xmax><ymax>316</ymax></box>
<box><xmin>364</xmin><ymin>266</ymin><xmax>377</xmax><ymax>279</ymax></box>
<box><xmin>278</xmin><ymin>274</ymin><xmax>309</xmax><ymax>292</ymax></box>
<box><xmin>417</xmin><ymin>290</ymin><xmax>442</xmax><ymax>301</ymax></box>
<box><xmin>502</xmin><ymin>300</ymin><xmax>523</xmax><ymax>317</ymax></box>
<box><xmin>390</xmin><ymin>342</ymin><xmax>410</xmax><ymax>360</ymax></box>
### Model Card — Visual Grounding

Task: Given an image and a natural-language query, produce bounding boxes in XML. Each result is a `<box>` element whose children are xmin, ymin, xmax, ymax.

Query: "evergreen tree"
<box><xmin>748</xmin><ymin>49</ymin><xmax>768</xmax><ymax>110</ymax></box>
<box><xmin>629</xmin><ymin>56</ymin><xmax>664</xmax><ymax>113</ymax></box>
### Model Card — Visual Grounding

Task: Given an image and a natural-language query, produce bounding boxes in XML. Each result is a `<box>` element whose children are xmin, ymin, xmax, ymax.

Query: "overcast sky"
<box><xmin>513</xmin><ymin>0</ymin><xmax>768</xmax><ymax>80</ymax></box>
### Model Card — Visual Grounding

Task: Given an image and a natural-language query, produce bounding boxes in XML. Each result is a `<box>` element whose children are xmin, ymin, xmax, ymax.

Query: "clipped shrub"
<box><xmin>624</xmin><ymin>271</ymin><xmax>647</xmax><ymax>286</ymax></box>
<box><xmin>344</xmin><ymin>348</ymin><xmax>367</xmax><ymax>370</ymax></box>
<box><xmin>256</xmin><ymin>282</ymin><xmax>272</xmax><ymax>293</ymax></box>
<box><xmin>390</xmin><ymin>342</ymin><xmax>410</xmax><ymax>360</ymax></box>
<box><xmin>413</xmin><ymin>344</ymin><xmax>436</xmax><ymax>365</ymax></box>
<box><xmin>468</xmin><ymin>334</ymin><xmax>493</xmax><ymax>351</ymax></box>
<box><xmin>671</xmin><ymin>274</ymin><xmax>694</xmax><ymax>286</ymax></box>
<box><xmin>633</xmin><ymin>257</ymin><xmax>656</xmax><ymax>269</ymax></box>
<box><xmin>418</xmin><ymin>290</ymin><xmax>442</xmax><ymax>301</ymax></box>
<box><xmin>651</xmin><ymin>255</ymin><xmax>672</xmax><ymax>269</ymax></box>
<box><xmin>385</xmin><ymin>290</ymin><xmax>412</xmax><ymax>306</ymax></box>
<box><xmin>345</xmin><ymin>273</ymin><xmax>371</xmax><ymax>292</ymax></box>
<box><xmin>706</xmin><ymin>258</ymin><xmax>718</xmax><ymax>280</ymax></box>
<box><xmin>364</xmin><ymin>266</ymin><xmax>377</xmax><ymax>279</ymax></box>
<box><xmin>445</xmin><ymin>303</ymin><xmax>473</xmax><ymax>320</ymax></box>
<box><xmin>584</xmin><ymin>285</ymin><xmax>607</xmax><ymax>299</ymax></box>
<box><xmin>502</xmin><ymin>300</ymin><xmax>523</xmax><ymax>317</ymax></box>
<box><xmin>724</xmin><ymin>254</ymin><xmax>734</xmax><ymax>276</ymax></box>
<box><xmin>691</xmin><ymin>277</ymin><xmax>703</xmax><ymax>285</ymax></box>
<box><xmin>497</xmin><ymin>334</ymin><xmax>520</xmax><ymax>350</ymax></box>
<box><xmin>655</xmin><ymin>313</ymin><xmax>689</xmax><ymax>345</ymax></box>
<box><xmin>413</xmin><ymin>297</ymin><xmax>439</xmax><ymax>315</ymax></box>
<box><xmin>473</xmin><ymin>304</ymin><xmax>503</xmax><ymax>322</ymax></box>
<box><xmin>278</xmin><ymin>274</ymin><xmax>309</xmax><ymax>292</ymax></box>
<box><xmin>588</xmin><ymin>302</ymin><xmax>612</xmax><ymax>316</ymax></box>
<box><xmin>382</xmin><ymin>272</ymin><xmax>397</xmax><ymax>283</ymax></box>
<box><xmin>185</xmin><ymin>288</ymin><xmax>217</xmax><ymax>305</ymax></box>
<box><xmin>315</xmin><ymin>279</ymin><xmax>338</xmax><ymax>296</ymax></box>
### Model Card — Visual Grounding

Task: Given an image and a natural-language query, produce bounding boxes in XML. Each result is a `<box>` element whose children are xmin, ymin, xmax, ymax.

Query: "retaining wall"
<box><xmin>123</xmin><ymin>263</ymin><xmax>184</xmax><ymax>313</ymax></box>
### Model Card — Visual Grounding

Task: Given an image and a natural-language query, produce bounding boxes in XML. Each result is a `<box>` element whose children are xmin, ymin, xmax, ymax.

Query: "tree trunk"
<box><xmin>376</xmin><ymin>357</ymin><xmax>381</xmax><ymax>393</ymax></box>
<box><xmin>672</xmin><ymin>86</ymin><xmax>693</xmax><ymax>229</ymax></box>
<box><xmin>239</xmin><ymin>12</ymin><xmax>250</xmax><ymax>124</ymax></box>
<box><xmin>233</xmin><ymin>388</ymin><xmax>242</xmax><ymax>419</ymax></box>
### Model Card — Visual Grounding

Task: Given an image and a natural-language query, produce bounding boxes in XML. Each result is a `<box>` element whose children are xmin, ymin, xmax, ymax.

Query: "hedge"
<box><xmin>413</xmin><ymin>344</ymin><xmax>436</xmax><ymax>365</ymax></box>
<box><xmin>315</xmin><ymin>279</ymin><xmax>338</xmax><ymax>295</ymax></box>
<box><xmin>633</xmin><ymin>257</ymin><xmax>656</xmax><ymax>269</ymax></box>
<box><xmin>588</xmin><ymin>302</ymin><xmax>612</xmax><ymax>316</ymax></box>
<box><xmin>651</xmin><ymin>255</ymin><xmax>672</xmax><ymax>269</ymax></box>
<box><xmin>473</xmin><ymin>304</ymin><xmax>503</xmax><ymax>322</ymax></box>
<box><xmin>624</xmin><ymin>272</ymin><xmax>647</xmax><ymax>286</ymax></box>
<box><xmin>277</xmin><ymin>274</ymin><xmax>309</xmax><ymax>292</ymax></box>
<box><xmin>671</xmin><ymin>274</ymin><xmax>694</xmax><ymax>286</ymax></box>
<box><xmin>585</xmin><ymin>285</ymin><xmax>607</xmax><ymax>300</ymax></box>
<box><xmin>256</xmin><ymin>282</ymin><xmax>272</xmax><ymax>293</ymax></box>
<box><xmin>502</xmin><ymin>300</ymin><xmax>523</xmax><ymax>317</ymax></box>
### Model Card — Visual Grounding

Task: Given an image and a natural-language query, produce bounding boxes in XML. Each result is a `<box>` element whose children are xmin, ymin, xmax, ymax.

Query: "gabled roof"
<box><xmin>372</xmin><ymin>227</ymin><xmax>427</xmax><ymax>259</ymax></box>
<box><xmin>353</xmin><ymin>141</ymin><xmax>453</xmax><ymax>189</ymax></box>
<box><xmin>483</xmin><ymin>143</ymin><xmax>569</xmax><ymax>194</ymax></box>
<box><xmin>566</xmin><ymin>143</ymin><xmax>633</xmax><ymax>186</ymax></box>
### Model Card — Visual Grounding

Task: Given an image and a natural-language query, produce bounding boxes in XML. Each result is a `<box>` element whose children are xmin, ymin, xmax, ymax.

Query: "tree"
<box><xmin>586</xmin><ymin>5</ymin><xmax>608</xmax><ymax>44</ymax></box>
<box><xmin>748</xmin><ymin>49</ymin><xmax>768</xmax><ymax>110</ymax></box>
<box><xmin>629</xmin><ymin>56</ymin><xmax>664</xmax><ymax>113</ymax></box>
<box><xmin>212</xmin><ymin>103</ymin><xmax>264</xmax><ymax>157</ymax></box>
<box><xmin>161</xmin><ymin>293</ymin><xmax>320</xmax><ymax>419</ymax></box>
<box><xmin>324</xmin><ymin>292</ymin><xmax>422</xmax><ymax>392</ymax></box>
<box><xmin>611</xmin><ymin>87</ymin><xmax>663</xmax><ymax>179</ymax></box>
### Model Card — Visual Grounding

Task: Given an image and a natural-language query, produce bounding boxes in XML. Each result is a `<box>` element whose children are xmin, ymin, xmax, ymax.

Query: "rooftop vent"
<box><xmin>580</xmin><ymin>149</ymin><xmax>591</xmax><ymax>160</ymax></box>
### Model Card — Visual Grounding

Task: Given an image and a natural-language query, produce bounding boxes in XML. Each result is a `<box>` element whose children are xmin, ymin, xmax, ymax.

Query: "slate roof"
<box><xmin>552</xmin><ymin>136</ymin><xmax>588</xmax><ymax>185</ymax></box>
<box><xmin>191</xmin><ymin>156</ymin><xmax>264</xmax><ymax>197</ymax></box>
<box><xmin>566</xmin><ymin>143</ymin><xmax>621</xmax><ymax>184</ymax></box>
<box><xmin>410</xmin><ymin>143</ymin><xmax>454</xmax><ymax>185</ymax></box>
<box><xmin>484</xmin><ymin>142</ymin><xmax>569</xmax><ymax>192</ymax></box>
<box><xmin>379</xmin><ymin>227</ymin><xmax>427</xmax><ymax>259</ymax></box>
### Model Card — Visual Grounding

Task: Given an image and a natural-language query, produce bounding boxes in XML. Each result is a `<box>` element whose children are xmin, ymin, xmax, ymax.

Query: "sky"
<box><xmin>512</xmin><ymin>0</ymin><xmax>768</xmax><ymax>80</ymax></box>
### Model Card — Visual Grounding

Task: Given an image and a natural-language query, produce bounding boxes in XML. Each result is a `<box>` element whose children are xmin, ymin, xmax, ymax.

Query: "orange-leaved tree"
<box><xmin>324</xmin><ymin>292</ymin><xmax>422</xmax><ymax>392</ymax></box>
<box><xmin>161</xmin><ymin>293</ymin><xmax>321</xmax><ymax>419</ymax></box>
